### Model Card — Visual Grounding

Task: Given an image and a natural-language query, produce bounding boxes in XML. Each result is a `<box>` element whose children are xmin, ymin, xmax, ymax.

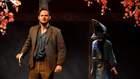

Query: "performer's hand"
<box><xmin>111</xmin><ymin>67</ymin><xmax>118</xmax><ymax>75</ymax></box>
<box><xmin>54</xmin><ymin>65</ymin><xmax>63</xmax><ymax>73</ymax></box>
<box><xmin>16</xmin><ymin>53</ymin><xmax>23</xmax><ymax>66</ymax></box>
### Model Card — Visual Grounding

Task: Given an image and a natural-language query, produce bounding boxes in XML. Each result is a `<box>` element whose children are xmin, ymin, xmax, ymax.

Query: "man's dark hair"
<box><xmin>37</xmin><ymin>8</ymin><xmax>50</xmax><ymax>16</ymax></box>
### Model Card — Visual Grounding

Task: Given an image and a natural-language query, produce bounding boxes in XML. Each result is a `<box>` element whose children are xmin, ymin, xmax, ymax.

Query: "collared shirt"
<box><xmin>34</xmin><ymin>24</ymin><xmax>49</xmax><ymax>60</ymax></box>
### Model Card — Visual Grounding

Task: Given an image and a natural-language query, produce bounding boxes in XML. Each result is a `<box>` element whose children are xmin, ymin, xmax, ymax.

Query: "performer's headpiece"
<box><xmin>91</xmin><ymin>19</ymin><xmax>107</xmax><ymax>40</ymax></box>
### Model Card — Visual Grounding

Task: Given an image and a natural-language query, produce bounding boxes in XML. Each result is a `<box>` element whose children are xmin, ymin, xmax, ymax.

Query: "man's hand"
<box><xmin>54</xmin><ymin>65</ymin><xmax>63</xmax><ymax>73</ymax></box>
<box><xmin>16</xmin><ymin>53</ymin><xmax>23</xmax><ymax>66</ymax></box>
<box><xmin>110</xmin><ymin>67</ymin><xmax>118</xmax><ymax>75</ymax></box>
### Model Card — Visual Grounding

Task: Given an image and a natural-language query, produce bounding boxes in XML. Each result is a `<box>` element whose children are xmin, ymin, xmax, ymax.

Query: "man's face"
<box><xmin>38</xmin><ymin>10</ymin><xmax>51</xmax><ymax>24</ymax></box>
<box><xmin>96</xmin><ymin>32</ymin><xmax>104</xmax><ymax>41</ymax></box>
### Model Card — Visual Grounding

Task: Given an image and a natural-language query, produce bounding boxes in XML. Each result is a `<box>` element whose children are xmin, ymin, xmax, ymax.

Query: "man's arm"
<box><xmin>55</xmin><ymin>30</ymin><xmax>66</xmax><ymax>73</ymax></box>
<box><xmin>16</xmin><ymin>28</ymin><xmax>32</xmax><ymax>64</ymax></box>
<box><xmin>107</xmin><ymin>41</ymin><xmax>118</xmax><ymax>75</ymax></box>
<box><xmin>20</xmin><ymin>27</ymin><xmax>32</xmax><ymax>55</ymax></box>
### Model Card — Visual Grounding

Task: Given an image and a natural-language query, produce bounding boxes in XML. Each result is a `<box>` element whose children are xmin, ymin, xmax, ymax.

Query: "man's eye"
<box><xmin>41</xmin><ymin>15</ymin><xmax>48</xmax><ymax>17</ymax></box>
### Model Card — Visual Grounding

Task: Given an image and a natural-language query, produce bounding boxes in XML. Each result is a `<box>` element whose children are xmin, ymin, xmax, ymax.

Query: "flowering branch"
<box><xmin>0</xmin><ymin>0</ymin><xmax>21</xmax><ymax>35</ymax></box>
<box><xmin>84</xmin><ymin>0</ymin><xmax>110</xmax><ymax>15</ymax></box>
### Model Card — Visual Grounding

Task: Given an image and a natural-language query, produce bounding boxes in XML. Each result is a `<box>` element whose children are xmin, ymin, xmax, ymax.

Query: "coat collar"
<box><xmin>34</xmin><ymin>24</ymin><xmax>52</xmax><ymax>45</ymax></box>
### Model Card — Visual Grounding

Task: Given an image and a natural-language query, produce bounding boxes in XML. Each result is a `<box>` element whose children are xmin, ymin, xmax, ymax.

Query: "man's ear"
<box><xmin>49</xmin><ymin>16</ymin><xmax>51</xmax><ymax>20</ymax></box>
<box><xmin>38</xmin><ymin>15</ymin><xmax>40</xmax><ymax>20</ymax></box>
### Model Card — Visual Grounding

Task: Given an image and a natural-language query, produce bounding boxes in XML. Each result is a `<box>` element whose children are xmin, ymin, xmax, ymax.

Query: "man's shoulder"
<box><xmin>50</xmin><ymin>25</ymin><xmax>61</xmax><ymax>31</ymax></box>
<box><xmin>31</xmin><ymin>25</ymin><xmax>39</xmax><ymax>28</ymax></box>
<box><xmin>92</xmin><ymin>40</ymin><xmax>98</xmax><ymax>45</ymax></box>
<box><xmin>105</xmin><ymin>40</ymin><xmax>112</xmax><ymax>44</ymax></box>
<box><xmin>104</xmin><ymin>40</ymin><xmax>112</xmax><ymax>47</ymax></box>
<box><xmin>29</xmin><ymin>25</ymin><xmax>61</xmax><ymax>32</ymax></box>
<box><xmin>29</xmin><ymin>25</ymin><xmax>38</xmax><ymax>29</ymax></box>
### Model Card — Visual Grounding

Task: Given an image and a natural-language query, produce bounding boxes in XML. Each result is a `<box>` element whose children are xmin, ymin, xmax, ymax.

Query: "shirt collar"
<box><xmin>39</xmin><ymin>23</ymin><xmax>50</xmax><ymax>29</ymax></box>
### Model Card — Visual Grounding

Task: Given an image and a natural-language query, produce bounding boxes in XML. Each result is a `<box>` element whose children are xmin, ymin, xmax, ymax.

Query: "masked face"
<box><xmin>38</xmin><ymin>10</ymin><xmax>51</xmax><ymax>24</ymax></box>
<box><xmin>95</xmin><ymin>32</ymin><xmax>105</xmax><ymax>41</ymax></box>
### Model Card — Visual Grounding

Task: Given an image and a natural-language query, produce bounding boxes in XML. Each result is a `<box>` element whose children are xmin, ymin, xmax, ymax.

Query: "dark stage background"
<box><xmin>0</xmin><ymin>0</ymin><xmax>140</xmax><ymax>79</ymax></box>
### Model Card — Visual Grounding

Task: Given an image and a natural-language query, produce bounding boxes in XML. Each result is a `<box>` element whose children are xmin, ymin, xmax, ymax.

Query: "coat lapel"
<box><xmin>33</xmin><ymin>25</ymin><xmax>40</xmax><ymax>50</ymax></box>
<box><xmin>32</xmin><ymin>25</ymin><xmax>52</xmax><ymax>50</ymax></box>
<box><xmin>45</xmin><ymin>26</ymin><xmax>52</xmax><ymax>45</ymax></box>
